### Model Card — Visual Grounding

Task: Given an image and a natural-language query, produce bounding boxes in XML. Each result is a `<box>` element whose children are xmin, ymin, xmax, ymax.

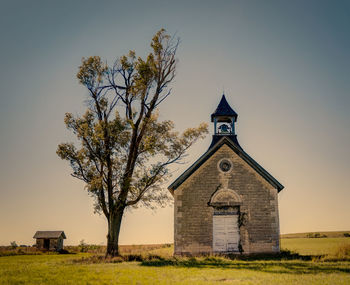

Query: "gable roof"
<box><xmin>211</xmin><ymin>95</ymin><xmax>238</xmax><ymax>122</ymax></box>
<box><xmin>168</xmin><ymin>136</ymin><xmax>284</xmax><ymax>193</ymax></box>
<box><xmin>33</xmin><ymin>231</ymin><xmax>66</xmax><ymax>239</ymax></box>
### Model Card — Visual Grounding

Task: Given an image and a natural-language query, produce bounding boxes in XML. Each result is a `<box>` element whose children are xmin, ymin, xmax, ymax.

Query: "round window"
<box><xmin>219</xmin><ymin>159</ymin><xmax>232</xmax><ymax>172</ymax></box>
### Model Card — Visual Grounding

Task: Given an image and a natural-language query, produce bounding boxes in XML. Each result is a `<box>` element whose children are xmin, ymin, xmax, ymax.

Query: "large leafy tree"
<box><xmin>57</xmin><ymin>29</ymin><xmax>208</xmax><ymax>256</ymax></box>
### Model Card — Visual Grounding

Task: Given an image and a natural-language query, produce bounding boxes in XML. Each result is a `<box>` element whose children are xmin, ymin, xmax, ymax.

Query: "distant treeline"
<box><xmin>281</xmin><ymin>231</ymin><xmax>350</xmax><ymax>239</ymax></box>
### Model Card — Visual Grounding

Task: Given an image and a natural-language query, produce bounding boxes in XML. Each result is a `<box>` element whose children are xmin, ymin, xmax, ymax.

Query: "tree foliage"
<box><xmin>57</xmin><ymin>29</ymin><xmax>208</xmax><ymax>256</ymax></box>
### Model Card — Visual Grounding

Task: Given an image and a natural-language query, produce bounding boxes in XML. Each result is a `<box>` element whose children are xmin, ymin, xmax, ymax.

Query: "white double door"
<box><xmin>213</xmin><ymin>214</ymin><xmax>239</xmax><ymax>252</ymax></box>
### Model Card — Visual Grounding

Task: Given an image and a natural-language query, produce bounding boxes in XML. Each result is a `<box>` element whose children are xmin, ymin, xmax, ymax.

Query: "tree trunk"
<box><xmin>106</xmin><ymin>208</ymin><xmax>124</xmax><ymax>257</ymax></box>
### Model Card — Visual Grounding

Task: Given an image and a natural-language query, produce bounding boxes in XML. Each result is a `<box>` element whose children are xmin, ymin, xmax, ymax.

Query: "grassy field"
<box><xmin>281</xmin><ymin>231</ymin><xmax>350</xmax><ymax>239</ymax></box>
<box><xmin>1</xmin><ymin>236</ymin><xmax>350</xmax><ymax>284</ymax></box>
<box><xmin>281</xmin><ymin>237</ymin><xmax>350</xmax><ymax>255</ymax></box>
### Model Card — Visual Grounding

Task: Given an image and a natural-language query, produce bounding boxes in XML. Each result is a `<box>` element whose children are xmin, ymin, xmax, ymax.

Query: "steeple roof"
<box><xmin>211</xmin><ymin>94</ymin><xmax>238</xmax><ymax>122</ymax></box>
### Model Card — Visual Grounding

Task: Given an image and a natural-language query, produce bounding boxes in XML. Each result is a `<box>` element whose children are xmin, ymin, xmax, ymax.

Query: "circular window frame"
<box><xmin>218</xmin><ymin>158</ymin><xmax>233</xmax><ymax>173</ymax></box>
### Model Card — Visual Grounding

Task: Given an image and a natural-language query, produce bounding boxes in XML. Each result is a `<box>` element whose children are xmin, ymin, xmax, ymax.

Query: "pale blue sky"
<box><xmin>0</xmin><ymin>0</ymin><xmax>349</xmax><ymax>245</ymax></box>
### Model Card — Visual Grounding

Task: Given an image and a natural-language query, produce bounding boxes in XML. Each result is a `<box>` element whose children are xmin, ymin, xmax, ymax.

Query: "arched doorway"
<box><xmin>208</xmin><ymin>188</ymin><xmax>242</xmax><ymax>253</ymax></box>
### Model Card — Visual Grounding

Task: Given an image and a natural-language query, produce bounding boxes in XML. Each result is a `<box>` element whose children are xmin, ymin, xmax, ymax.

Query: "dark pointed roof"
<box><xmin>33</xmin><ymin>231</ymin><xmax>66</xmax><ymax>239</ymax></box>
<box><xmin>211</xmin><ymin>94</ymin><xmax>238</xmax><ymax>122</ymax></box>
<box><xmin>168</xmin><ymin>137</ymin><xmax>284</xmax><ymax>193</ymax></box>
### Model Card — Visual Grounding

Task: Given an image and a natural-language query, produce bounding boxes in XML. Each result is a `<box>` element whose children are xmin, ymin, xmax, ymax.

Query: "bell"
<box><xmin>219</xmin><ymin>124</ymin><xmax>230</xmax><ymax>133</ymax></box>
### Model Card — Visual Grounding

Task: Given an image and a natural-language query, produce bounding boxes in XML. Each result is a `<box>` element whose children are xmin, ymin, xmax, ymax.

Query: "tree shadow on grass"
<box><xmin>140</xmin><ymin>251</ymin><xmax>350</xmax><ymax>275</ymax></box>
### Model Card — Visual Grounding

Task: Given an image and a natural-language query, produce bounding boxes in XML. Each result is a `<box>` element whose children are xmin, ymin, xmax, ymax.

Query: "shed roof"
<box><xmin>33</xmin><ymin>231</ymin><xmax>66</xmax><ymax>239</ymax></box>
<box><xmin>211</xmin><ymin>94</ymin><xmax>238</xmax><ymax>122</ymax></box>
<box><xmin>168</xmin><ymin>136</ymin><xmax>284</xmax><ymax>193</ymax></box>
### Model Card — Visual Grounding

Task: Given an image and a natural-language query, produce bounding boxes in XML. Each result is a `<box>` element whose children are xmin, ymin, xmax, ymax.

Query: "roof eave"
<box><xmin>211</xmin><ymin>114</ymin><xmax>238</xmax><ymax>122</ymax></box>
<box><xmin>168</xmin><ymin>144</ymin><xmax>218</xmax><ymax>191</ymax></box>
<box><xmin>33</xmin><ymin>231</ymin><xmax>67</xmax><ymax>239</ymax></box>
<box><xmin>168</xmin><ymin>136</ymin><xmax>284</xmax><ymax>192</ymax></box>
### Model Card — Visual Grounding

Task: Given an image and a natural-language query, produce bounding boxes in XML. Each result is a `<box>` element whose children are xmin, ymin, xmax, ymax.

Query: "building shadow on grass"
<box><xmin>140</xmin><ymin>251</ymin><xmax>350</xmax><ymax>275</ymax></box>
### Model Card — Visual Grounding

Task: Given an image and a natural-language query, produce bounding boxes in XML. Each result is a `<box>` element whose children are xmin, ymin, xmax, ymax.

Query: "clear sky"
<box><xmin>0</xmin><ymin>0</ymin><xmax>349</xmax><ymax>246</ymax></box>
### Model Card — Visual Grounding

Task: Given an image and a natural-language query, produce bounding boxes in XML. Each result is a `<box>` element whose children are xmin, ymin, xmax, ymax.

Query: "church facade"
<box><xmin>168</xmin><ymin>95</ymin><xmax>284</xmax><ymax>255</ymax></box>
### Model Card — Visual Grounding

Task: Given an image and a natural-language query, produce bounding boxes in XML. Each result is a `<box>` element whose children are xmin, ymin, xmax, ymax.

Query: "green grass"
<box><xmin>1</xmin><ymin>253</ymin><xmax>349</xmax><ymax>284</ymax></box>
<box><xmin>281</xmin><ymin>237</ymin><xmax>350</xmax><ymax>255</ymax></box>
<box><xmin>1</xmin><ymin>236</ymin><xmax>350</xmax><ymax>284</ymax></box>
<box><xmin>1</xmin><ymin>254</ymin><xmax>350</xmax><ymax>285</ymax></box>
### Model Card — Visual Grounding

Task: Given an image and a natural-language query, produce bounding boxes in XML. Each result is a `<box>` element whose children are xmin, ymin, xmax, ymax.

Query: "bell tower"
<box><xmin>210</xmin><ymin>94</ymin><xmax>240</xmax><ymax>148</ymax></box>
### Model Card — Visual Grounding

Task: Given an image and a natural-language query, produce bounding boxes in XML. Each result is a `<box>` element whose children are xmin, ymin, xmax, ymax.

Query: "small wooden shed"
<box><xmin>33</xmin><ymin>231</ymin><xmax>66</xmax><ymax>251</ymax></box>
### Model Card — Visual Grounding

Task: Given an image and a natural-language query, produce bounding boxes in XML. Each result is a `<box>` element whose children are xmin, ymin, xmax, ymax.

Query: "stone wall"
<box><xmin>174</xmin><ymin>144</ymin><xmax>280</xmax><ymax>255</ymax></box>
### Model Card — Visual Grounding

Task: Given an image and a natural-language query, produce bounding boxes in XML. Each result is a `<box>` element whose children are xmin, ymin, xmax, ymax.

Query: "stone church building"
<box><xmin>168</xmin><ymin>95</ymin><xmax>284</xmax><ymax>255</ymax></box>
